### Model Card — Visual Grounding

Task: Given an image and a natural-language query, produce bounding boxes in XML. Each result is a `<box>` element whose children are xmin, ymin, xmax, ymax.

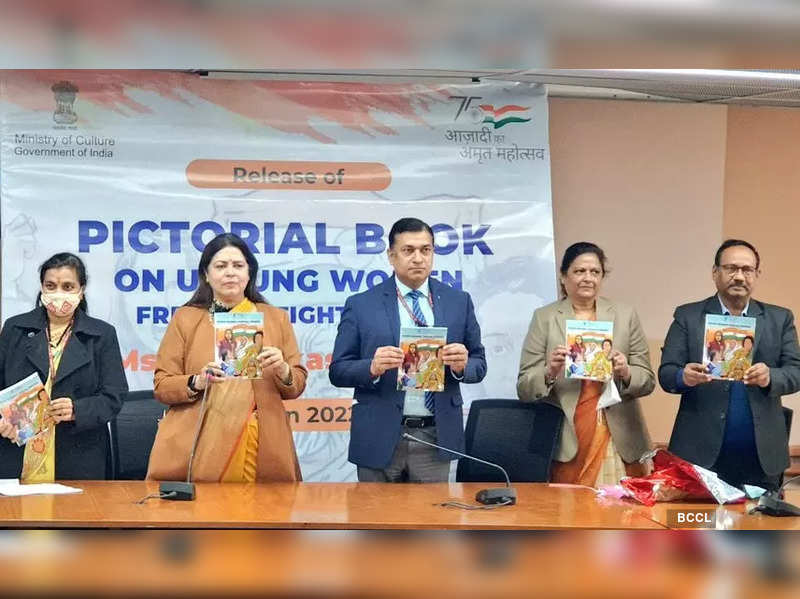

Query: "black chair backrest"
<box><xmin>456</xmin><ymin>399</ymin><xmax>564</xmax><ymax>483</ymax></box>
<box><xmin>783</xmin><ymin>406</ymin><xmax>793</xmax><ymax>439</ymax></box>
<box><xmin>110</xmin><ymin>389</ymin><xmax>164</xmax><ymax>480</ymax></box>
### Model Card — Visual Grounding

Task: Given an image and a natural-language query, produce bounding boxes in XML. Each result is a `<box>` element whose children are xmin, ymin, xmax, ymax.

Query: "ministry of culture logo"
<box><xmin>470</xmin><ymin>104</ymin><xmax>531</xmax><ymax>129</ymax></box>
<box><xmin>51</xmin><ymin>81</ymin><xmax>78</xmax><ymax>125</ymax></box>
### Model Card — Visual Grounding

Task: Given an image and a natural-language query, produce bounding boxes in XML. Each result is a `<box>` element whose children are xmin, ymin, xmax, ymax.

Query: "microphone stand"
<box><xmin>158</xmin><ymin>379</ymin><xmax>211</xmax><ymax>501</ymax></box>
<box><xmin>402</xmin><ymin>432</ymin><xmax>517</xmax><ymax>506</ymax></box>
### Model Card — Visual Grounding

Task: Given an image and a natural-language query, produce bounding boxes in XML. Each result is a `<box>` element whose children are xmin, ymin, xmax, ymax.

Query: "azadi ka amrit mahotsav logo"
<box><xmin>468</xmin><ymin>104</ymin><xmax>532</xmax><ymax>129</ymax></box>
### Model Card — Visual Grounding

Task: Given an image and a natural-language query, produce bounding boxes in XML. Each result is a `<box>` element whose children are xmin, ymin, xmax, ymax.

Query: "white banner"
<box><xmin>1</xmin><ymin>71</ymin><xmax>556</xmax><ymax>481</ymax></box>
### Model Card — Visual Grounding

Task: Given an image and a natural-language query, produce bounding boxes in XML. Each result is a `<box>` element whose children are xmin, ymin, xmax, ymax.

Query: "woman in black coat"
<box><xmin>0</xmin><ymin>253</ymin><xmax>127</xmax><ymax>480</ymax></box>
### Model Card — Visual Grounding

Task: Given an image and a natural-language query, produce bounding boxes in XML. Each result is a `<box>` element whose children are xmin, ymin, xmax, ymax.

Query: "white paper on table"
<box><xmin>597</xmin><ymin>379</ymin><xmax>622</xmax><ymax>410</ymax></box>
<box><xmin>0</xmin><ymin>479</ymin><xmax>82</xmax><ymax>496</ymax></box>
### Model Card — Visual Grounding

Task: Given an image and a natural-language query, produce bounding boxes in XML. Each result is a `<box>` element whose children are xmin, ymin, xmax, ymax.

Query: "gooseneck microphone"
<box><xmin>402</xmin><ymin>432</ymin><xmax>517</xmax><ymax>506</ymax></box>
<box><xmin>158</xmin><ymin>378</ymin><xmax>212</xmax><ymax>501</ymax></box>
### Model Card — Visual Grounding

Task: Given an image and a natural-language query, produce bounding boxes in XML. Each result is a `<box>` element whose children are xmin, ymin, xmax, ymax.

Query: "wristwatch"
<box><xmin>544</xmin><ymin>372</ymin><xmax>556</xmax><ymax>386</ymax></box>
<box><xmin>187</xmin><ymin>375</ymin><xmax>200</xmax><ymax>396</ymax></box>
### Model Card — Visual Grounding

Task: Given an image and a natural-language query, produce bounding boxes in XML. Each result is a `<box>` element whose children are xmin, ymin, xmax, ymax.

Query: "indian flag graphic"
<box><xmin>721</xmin><ymin>328</ymin><xmax>748</xmax><ymax>341</ymax></box>
<box><xmin>578</xmin><ymin>333</ymin><xmax>608</xmax><ymax>344</ymax></box>
<box><xmin>476</xmin><ymin>104</ymin><xmax>531</xmax><ymax>129</ymax></box>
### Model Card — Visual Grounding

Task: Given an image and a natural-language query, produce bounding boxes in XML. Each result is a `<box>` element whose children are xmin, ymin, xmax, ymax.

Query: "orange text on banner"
<box><xmin>283</xmin><ymin>398</ymin><xmax>353</xmax><ymax>432</ymax></box>
<box><xmin>186</xmin><ymin>160</ymin><xmax>391</xmax><ymax>191</ymax></box>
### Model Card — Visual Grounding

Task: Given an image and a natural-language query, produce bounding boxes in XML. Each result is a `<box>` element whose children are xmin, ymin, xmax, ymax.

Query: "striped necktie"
<box><xmin>408</xmin><ymin>289</ymin><xmax>436</xmax><ymax>413</ymax></box>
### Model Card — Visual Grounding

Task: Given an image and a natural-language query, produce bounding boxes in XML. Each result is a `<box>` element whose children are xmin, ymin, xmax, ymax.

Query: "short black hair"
<box><xmin>714</xmin><ymin>239</ymin><xmax>760</xmax><ymax>269</ymax></box>
<box><xmin>558</xmin><ymin>242</ymin><xmax>609</xmax><ymax>298</ymax></box>
<box><xmin>388</xmin><ymin>218</ymin><xmax>433</xmax><ymax>248</ymax></box>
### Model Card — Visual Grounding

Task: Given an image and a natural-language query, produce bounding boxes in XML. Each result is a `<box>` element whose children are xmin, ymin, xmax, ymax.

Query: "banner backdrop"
<box><xmin>0</xmin><ymin>71</ymin><xmax>556</xmax><ymax>481</ymax></box>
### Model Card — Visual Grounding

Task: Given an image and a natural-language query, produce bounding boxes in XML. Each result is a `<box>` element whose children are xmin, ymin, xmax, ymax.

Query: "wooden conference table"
<box><xmin>1</xmin><ymin>481</ymin><xmax>798</xmax><ymax>529</ymax></box>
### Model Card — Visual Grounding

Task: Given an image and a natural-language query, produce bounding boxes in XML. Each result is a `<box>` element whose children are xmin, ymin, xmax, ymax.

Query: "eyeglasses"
<box><xmin>718</xmin><ymin>264</ymin><xmax>758</xmax><ymax>278</ymax></box>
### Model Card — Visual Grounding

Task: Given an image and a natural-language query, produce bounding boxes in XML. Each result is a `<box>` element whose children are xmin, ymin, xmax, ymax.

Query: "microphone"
<box><xmin>158</xmin><ymin>377</ymin><xmax>212</xmax><ymax>501</ymax></box>
<box><xmin>402</xmin><ymin>432</ymin><xmax>517</xmax><ymax>506</ymax></box>
<box><xmin>751</xmin><ymin>475</ymin><xmax>800</xmax><ymax>517</ymax></box>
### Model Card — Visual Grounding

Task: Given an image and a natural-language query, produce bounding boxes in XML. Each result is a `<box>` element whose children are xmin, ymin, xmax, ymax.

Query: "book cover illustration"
<box><xmin>565</xmin><ymin>320</ymin><xmax>614</xmax><ymax>382</ymax></box>
<box><xmin>0</xmin><ymin>372</ymin><xmax>51</xmax><ymax>446</ymax></box>
<box><xmin>213</xmin><ymin>312</ymin><xmax>266</xmax><ymax>379</ymax></box>
<box><xmin>397</xmin><ymin>326</ymin><xmax>448</xmax><ymax>392</ymax></box>
<box><xmin>702</xmin><ymin>314</ymin><xmax>756</xmax><ymax>381</ymax></box>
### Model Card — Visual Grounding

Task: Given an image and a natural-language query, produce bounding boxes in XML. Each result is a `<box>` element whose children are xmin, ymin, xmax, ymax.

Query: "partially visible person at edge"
<box><xmin>659</xmin><ymin>239</ymin><xmax>800</xmax><ymax>490</ymax></box>
<box><xmin>517</xmin><ymin>242</ymin><xmax>655</xmax><ymax>486</ymax></box>
<box><xmin>0</xmin><ymin>252</ymin><xmax>127</xmax><ymax>480</ymax></box>
<box><xmin>147</xmin><ymin>233</ymin><xmax>306</xmax><ymax>483</ymax></box>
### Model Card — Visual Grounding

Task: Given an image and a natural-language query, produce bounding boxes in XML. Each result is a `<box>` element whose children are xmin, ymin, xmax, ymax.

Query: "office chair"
<box><xmin>456</xmin><ymin>399</ymin><xmax>564</xmax><ymax>483</ymax></box>
<box><xmin>783</xmin><ymin>406</ymin><xmax>793</xmax><ymax>440</ymax></box>
<box><xmin>109</xmin><ymin>389</ymin><xmax>164</xmax><ymax>480</ymax></box>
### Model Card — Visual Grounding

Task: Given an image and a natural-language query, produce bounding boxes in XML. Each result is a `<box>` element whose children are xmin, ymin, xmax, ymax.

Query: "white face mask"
<box><xmin>41</xmin><ymin>291</ymin><xmax>82</xmax><ymax>317</ymax></box>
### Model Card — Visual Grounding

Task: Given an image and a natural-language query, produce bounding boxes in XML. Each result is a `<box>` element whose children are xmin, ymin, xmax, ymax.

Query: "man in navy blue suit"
<box><xmin>330</xmin><ymin>218</ymin><xmax>487</xmax><ymax>482</ymax></box>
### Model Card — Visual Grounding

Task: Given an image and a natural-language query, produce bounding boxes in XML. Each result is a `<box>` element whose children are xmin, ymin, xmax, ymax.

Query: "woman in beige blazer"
<box><xmin>147</xmin><ymin>233</ymin><xmax>307</xmax><ymax>483</ymax></box>
<box><xmin>517</xmin><ymin>242</ymin><xmax>654</xmax><ymax>486</ymax></box>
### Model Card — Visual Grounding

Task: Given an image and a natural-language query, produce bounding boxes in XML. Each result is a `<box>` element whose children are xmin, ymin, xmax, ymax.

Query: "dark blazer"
<box><xmin>658</xmin><ymin>296</ymin><xmax>800</xmax><ymax>476</ymax></box>
<box><xmin>330</xmin><ymin>276</ymin><xmax>487</xmax><ymax>469</ymax></box>
<box><xmin>0</xmin><ymin>307</ymin><xmax>128</xmax><ymax>479</ymax></box>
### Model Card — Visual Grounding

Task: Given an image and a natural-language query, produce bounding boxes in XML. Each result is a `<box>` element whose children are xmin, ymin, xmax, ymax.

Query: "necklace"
<box><xmin>213</xmin><ymin>297</ymin><xmax>238</xmax><ymax>310</ymax></box>
<box><xmin>208</xmin><ymin>298</ymin><xmax>235</xmax><ymax>324</ymax></box>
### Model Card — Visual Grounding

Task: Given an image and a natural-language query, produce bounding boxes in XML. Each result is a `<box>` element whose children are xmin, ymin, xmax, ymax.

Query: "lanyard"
<box><xmin>396</xmin><ymin>286</ymin><xmax>433</xmax><ymax>327</ymax></box>
<box><xmin>44</xmin><ymin>321</ymin><xmax>73</xmax><ymax>381</ymax></box>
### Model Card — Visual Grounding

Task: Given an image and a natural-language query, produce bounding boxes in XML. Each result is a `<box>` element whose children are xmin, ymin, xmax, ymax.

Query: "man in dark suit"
<box><xmin>659</xmin><ymin>239</ymin><xmax>800</xmax><ymax>490</ymax></box>
<box><xmin>330</xmin><ymin>218</ymin><xmax>486</xmax><ymax>482</ymax></box>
